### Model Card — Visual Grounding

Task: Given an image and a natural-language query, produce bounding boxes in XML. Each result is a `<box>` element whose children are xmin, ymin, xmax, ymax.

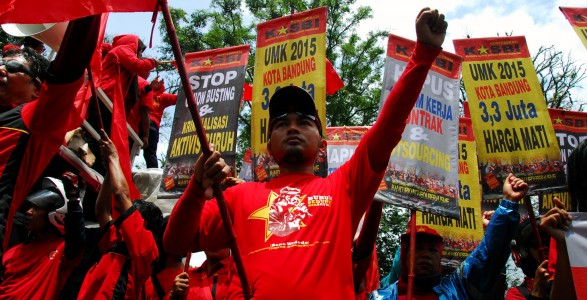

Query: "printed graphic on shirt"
<box><xmin>248</xmin><ymin>187</ymin><xmax>312</xmax><ymax>241</ymax></box>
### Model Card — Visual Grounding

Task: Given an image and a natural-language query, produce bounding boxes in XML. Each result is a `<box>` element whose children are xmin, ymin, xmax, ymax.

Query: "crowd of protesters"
<box><xmin>0</xmin><ymin>7</ymin><xmax>582</xmax><ymax>300</ymax></box>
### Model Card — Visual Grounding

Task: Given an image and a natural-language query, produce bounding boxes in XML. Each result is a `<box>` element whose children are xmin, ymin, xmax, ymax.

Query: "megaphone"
<box><xmin>1</xmin><ymin>22</ymin><xmax>68</xmax><ymax>52</ymax></box>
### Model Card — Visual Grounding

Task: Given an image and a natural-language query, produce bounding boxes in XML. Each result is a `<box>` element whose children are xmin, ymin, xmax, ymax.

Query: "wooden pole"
<box><xmin>158</xmin><ymin>1</ymin><xmax>252</xmax><ymax>298</ymax></box>
<box><xmin>407</xmin><ymin>210</ymin><xmax>417</xmax><ymax>300</ymax></box>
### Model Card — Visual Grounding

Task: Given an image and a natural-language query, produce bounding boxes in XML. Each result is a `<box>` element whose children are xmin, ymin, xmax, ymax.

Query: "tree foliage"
<box><xmin>533</xmin><ymin>45</ymin><xmax>587</xmax><ymax>110</ymax></box>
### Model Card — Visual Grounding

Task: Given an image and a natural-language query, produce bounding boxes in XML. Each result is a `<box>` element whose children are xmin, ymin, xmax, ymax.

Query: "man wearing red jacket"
<box><xmin>144</xmin><ymin>77</ymin><xmax>177</xmax><ymax>168</ymax></box>
<box><xmin>164</xmin><ymin>8</ymin><xmax>447</xmax><ymax>299</ymax></box>
<box><xmin>0</xmin><ymin>15</ymin><xmax>101</xmax><ymax>253</ymax></box>
<box><xmin>78</xmin><ymin>131</ymin><xmax>161</xmax><ymax>299</ymax></box>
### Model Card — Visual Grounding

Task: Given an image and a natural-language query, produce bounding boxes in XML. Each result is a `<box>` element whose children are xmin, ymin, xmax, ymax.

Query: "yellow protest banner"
<box><xmin>251</xmin><ymin>7</ymin><xmax>327</xmax><ymax>181</ymax></box>
<box><xmin>454</xmin><ymin>36</ymin><xmax>565</xmax><ymax>199</ymax></box>
<box><xmin>417</xmin><ymin>118</ymin><xmax>483</xmax><ymax>268</ymax></box>
<box><xmin>560</xmin><ymin>7</ymin><xmax>587</xmax><ymax>50</ymax></box>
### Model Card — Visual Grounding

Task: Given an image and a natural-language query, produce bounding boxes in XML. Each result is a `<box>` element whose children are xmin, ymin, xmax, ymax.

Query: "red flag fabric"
<box><xmin>0</xmin><ymin>1</ymin><xmax>157</xmax><ymax>24</ymax></box>
<box><xmin>109</xmin><ymin>77</ymin><xmax>142</xmax><ymax>203</ymax></box>
<box><xmin>326</xmin><ymin>58</ymin><xmax>344</xmax><ymax>95</ymax></box>
<box><xmin>242</xmin><ymin>83</ymin><xmax>253</xmax><ymax>102</ymax></box>
<box><xmin>72</xmin><ymin>14</ymin><xmax>109</xmax><ymax>128</ymax></box>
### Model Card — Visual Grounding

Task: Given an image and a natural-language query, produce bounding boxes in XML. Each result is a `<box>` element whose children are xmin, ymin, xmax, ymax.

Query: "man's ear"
<box><xmin>266</xmin><ymin>139</ymin><xmax>272</xmax><ymax>155</ymax></box>
<box><xmin>320</xmin><ymin>139</ymin><xmax>327</xmax><ymax>151</ymax></box>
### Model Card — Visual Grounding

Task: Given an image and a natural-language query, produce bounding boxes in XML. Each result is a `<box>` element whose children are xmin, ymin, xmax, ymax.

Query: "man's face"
<box><xmin>0</xmin><ymin>55</ymin><xmax>40</xmax><ymax>106</ymax></box>
<box><xmin>409</xmin><ymin>237</ymin><xmax>442</xmax><ymax>277</ymax></box>
<box><xmin>268</xmin><ymin>112</ymin><xmax>323</xmax><ymax>167</ymax></box>
<box><xmin>25</xmin><ymin>203</ymin><xmax>48</xmax><ymax>233</ymax></box>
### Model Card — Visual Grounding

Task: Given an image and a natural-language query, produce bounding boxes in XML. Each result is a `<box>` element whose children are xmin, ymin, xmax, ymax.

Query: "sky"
<box><xmin>103</xmin><ymin>0</ymin><xmax>587</xmax><ymax>168</ymax></box>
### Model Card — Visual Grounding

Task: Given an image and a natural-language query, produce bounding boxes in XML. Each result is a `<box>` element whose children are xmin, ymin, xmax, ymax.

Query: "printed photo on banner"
<box><xmin>417</xmin><ymin>118</ymin><xmax>484</xmax><ymax>269</ymax></box>
<box><xmin>160</xmin><ymin>45</ymin><xmax>249</xmax><ymax>194</ymax></box>
<box><xmin>326</xmin><ymin>127</ymin><xmax>369</xmax><ymax>174</ymax></box>
<box><xmin>454</xmin><ymin>36</ymin><xmax>566</xmax><ymax>200</ymax></box>
<box><xmin>540</xmin><ymin>109</ymin><xmax>587</xmax><ymax>213</ymax></box>
<box><xmin>251</xmin><ymin>6</ymin><xmax>328</xmax><ymax>182</ymax></box>
<box><xmin>560</xmin><ymin>7</ymin><xmax>587</xmax><ymax>51</ymax></box>
<box><xmin>375</xmin><ymin>35</ymin><xmax>462</xmax><ymax>219</ymax></box>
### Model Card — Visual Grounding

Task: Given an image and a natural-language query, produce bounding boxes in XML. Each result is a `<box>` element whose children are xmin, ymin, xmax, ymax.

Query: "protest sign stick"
<box><xmin>525</xmin><ymin>195</ymin><xmax>546</xmax><ymax>262</ymax></box>
<box><xmin>158</xmin><ymin>1</ymin><xmax>252</xmax><ymax>299</ymax></box>
<box><xmin>184</xmin><ymin>252</ymin><xmax>191</xmax><ymax>273</ymax></box>
<box><xmin>407</xmin><ymin>209</ymin><xmax>417</xmax><ymax>300</ymax></box>
<box><xmin>87</xmin><ymin>68</ymin><xmax>105</xmax><ymax>140</ymax></box>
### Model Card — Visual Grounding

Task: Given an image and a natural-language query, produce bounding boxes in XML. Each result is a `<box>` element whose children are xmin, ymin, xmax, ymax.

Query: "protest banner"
<box><xmin>417</xmin><ymin>118</ymin><xmax>484</xmax><ymax>268</ymax></box>
<box><xmin>560</xmin><ymin>7</ymin><xmax>587</xmax><ymax>50</ymax></box>
<box><xmin>160</xmin><ymin>45</ymin><xmax>249</xmax><ymax>194</ymax></box>
<box><xmin>454</xmin><ymin>36</ymin><xmax>566</xmax><ymax>200</ymax></box>
<box><xmin>375</xmin><ymin>35</ymin><xmax>461</xmax><ymax>219</ymax></box>
<box><xmin>251</xmin><ymin>7</ymin><xmax>328</xmax><ymax>182</ymax></box>
<box><xmin>541</xmin><ymin>109</ymin><xmax>587</xmax><ymax>213</ymax></box>
<box><xmin>238</xmin><ymin>149</ymin><xmax>254</xmax><ymax>182</ymax></box>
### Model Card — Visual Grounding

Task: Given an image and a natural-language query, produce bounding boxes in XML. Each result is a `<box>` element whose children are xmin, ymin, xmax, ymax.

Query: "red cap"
<box><xmin>401</xmin><ymin>225</ymin><xmax>443</xmax><ymax>244</ymax></box>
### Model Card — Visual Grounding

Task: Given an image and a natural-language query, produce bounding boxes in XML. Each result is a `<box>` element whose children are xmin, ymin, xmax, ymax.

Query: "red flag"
<box><xmin>109</xmin><ymin>78</ymin><xmax>142</xmax><ymax>203</ymax></box>
<box><xmin>326</xmin><ymin>58</ymin><xmax>344</xmax><ymax>95</ymax></box>
<box><xmin>0</xmin><ymin>0</ymin><xmax>157</xmax><ymax>24</ymax></box>
<box><xmin>242</xmin><ymin>83</ymin><xmax>253</xmax><ymax>102</ymax></box>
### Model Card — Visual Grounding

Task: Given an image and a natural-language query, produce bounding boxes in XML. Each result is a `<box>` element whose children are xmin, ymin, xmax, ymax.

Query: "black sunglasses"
<box><xmin>1</xmin><ymin>60</ymin><xmax>41</xmax><ymax>85</ymax></box>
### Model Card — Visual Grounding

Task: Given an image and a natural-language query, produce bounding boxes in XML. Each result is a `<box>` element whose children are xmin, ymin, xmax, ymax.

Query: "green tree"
<box><xmin>376</xmin><ymin>206</ymin><xmax>409</xmax><ymax>275</ymax></box>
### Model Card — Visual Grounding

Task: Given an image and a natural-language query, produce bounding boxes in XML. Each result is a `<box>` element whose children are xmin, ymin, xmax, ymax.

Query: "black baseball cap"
<box><xmin>268</xmin><ymin>86</ymin><xmax>322</xmax><ymax>136</ymax></box>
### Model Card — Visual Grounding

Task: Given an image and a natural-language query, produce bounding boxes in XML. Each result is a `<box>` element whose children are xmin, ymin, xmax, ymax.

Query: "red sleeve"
<box><xmin>117</xmin><ymin>47</ymin><xmax>156</xmax><ymax>76</ymax></box>
<box><xmin>339</xmin><ymin>42</ymin><xmax>440</xmax><ymax>225</ymax></box>
<box><xmin>505</xmin><ymin>287</ymin><xmax>527</xmax><ymax>300</ymax></box>
<box><xmin>160</xmin><ymin>93</ymin><xmax>177</xmax><ymax>109</ymax></box>
<box><xmin>365</xmin><ymin>42</ymin><xmax>441</xmax><ymax>173</ymax></box>
<box><xmin>21</xmin><ymin>78</ymin><xmax>84</xmax><ymax>134</ymax></box>
<box><xmin>163</xmin><ymin>178</ymin><xmax>231</xmax><ymax>255</ymax></box>
<box><xmin>118</xmin><ymin>210</ymin><xmax>159</xmax><ymax>292</ymax></box>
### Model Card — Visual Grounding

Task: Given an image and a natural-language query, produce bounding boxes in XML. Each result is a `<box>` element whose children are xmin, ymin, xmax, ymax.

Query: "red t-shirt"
<box><xmin>149</xmin><ymin>91</ymin><xmax>177</xmax><ymax>128</ymax></box>
<box><xmin>165</xmin><ymin>42</ymin><xmax>440</xmax><ymax>299</ymax></box>
<box><xmin>0</xmin><ymin>237</ymin><xmax>77</xmax><ymax>299</ymax></box>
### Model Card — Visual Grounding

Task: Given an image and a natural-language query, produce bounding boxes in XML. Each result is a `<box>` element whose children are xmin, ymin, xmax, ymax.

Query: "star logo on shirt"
<box><xmin>248</xmin><ymin>191</ymin><xmax>277</xmax><ymax>242</ymax></box>
<box><xmin>248</xmin><ymin>187</ymin><xmax>312</xmax><ymax>242</ymax></box>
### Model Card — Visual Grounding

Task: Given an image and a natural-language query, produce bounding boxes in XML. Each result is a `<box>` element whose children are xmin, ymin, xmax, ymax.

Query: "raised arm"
<box><xmin>365</xmin><ymin>8</ymin><xmax>447</xmax><ymax>173</ymax></box>
<box><xmin>23</xmin><ymin>14</ymin><xmax>102</xmax><ymax>133</ymax></box>
<box><xmin>463</xmin><ymin>174</ymin><xmax>527</xmax><ymax>293</ymax></box>
<box><xmin>164</xmin><ymin>148</ymin><xmax>230</xmax><ymax>255</ymax></box>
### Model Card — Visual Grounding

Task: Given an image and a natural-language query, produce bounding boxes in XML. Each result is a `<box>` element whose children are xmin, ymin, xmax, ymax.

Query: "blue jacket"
<box><xmin>372</xmin><ymin>199</ymin><xmax>519</xmax><ymax>300</ymax></box>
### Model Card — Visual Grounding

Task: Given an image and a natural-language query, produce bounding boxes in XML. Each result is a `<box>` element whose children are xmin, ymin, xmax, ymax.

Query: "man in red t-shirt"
<box><xmin>164</xmin><ymin>8</ymin><xmax>447</xmax><ymax>299</ymax></box>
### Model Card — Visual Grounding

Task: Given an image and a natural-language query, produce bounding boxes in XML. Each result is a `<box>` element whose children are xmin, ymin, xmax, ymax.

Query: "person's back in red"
<box><xmin>100</xmin><ymin>35</ymin><xmax>156</xmax><ymax>103</ymax></box>
<box><xmin>164</xmin><ymin>8</ymin><xmax>447</xmax><ymax>299</ymax></box>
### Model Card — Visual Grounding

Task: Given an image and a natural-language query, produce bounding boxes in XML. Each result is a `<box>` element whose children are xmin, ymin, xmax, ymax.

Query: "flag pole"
<box><xmin>158</xmin><ymin>1</ymin><xmax>252</xmax><ymax>299</ymax></box>
<box><xmin>407</xmin><ymin>209</ymin><xmax>417</xmax><ymax>300</ymax></box>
